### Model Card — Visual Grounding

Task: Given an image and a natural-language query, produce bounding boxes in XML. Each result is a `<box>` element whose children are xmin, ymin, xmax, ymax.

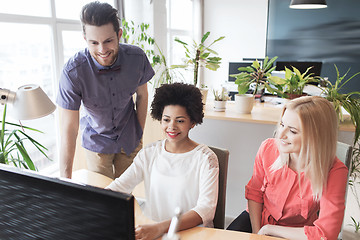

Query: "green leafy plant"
<box><xmin>320</xmin><ymin>66</ymin><xmax>360</xmax><ymax>233</ymax></box>
<box><xmin>268</xmin><ymin>66</ymin><xmax>319</xmax><ymax>99</ymax></box>
<box><xmin>319</xmin><ymin>65</ymin><xmax>360</xmax><ymax>144</ymax></box>
<box><xmin>173</xmin><ymin>32</ymin><xmax>225</xmax><ymax>87</ymax></box>
<box><xmin>121</xmin><ymin>19</ymin><xmax>177</xmax><ymax>87</ymax></box>
<box><xmin>231</xmin><ymin>56</ymin><xmax>278</xmax><ymax>95</ymax></box>
<box><xmin>349</xmin><ymin>216</ymin><xmax>360</xmax><ymax>233</ymax></box>
<box><xmin>0</xmin><ymin>105</ymin><xmax>50</xmax><ymax>171</ymax></box>
<box><xmin>213</xmin><ymin>88</ymin><xmax>230</xmax><ymax>101</ymax></box>
<box><xmin>121</xmin><ymin>19</ymin><xmax>160</xmax><ymax>67</ymax></box>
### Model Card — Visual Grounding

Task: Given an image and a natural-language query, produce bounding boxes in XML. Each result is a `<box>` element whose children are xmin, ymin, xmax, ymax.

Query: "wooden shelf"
<box><xmin>204</xmin><ymin>100</ymin><xmax>355</xmax><ymax>132</ymax></box>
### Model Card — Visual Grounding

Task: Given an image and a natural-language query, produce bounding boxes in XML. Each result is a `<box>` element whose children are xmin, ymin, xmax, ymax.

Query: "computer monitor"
<box><xmin>275</xmin><ymin>61</ymin><xmax>322</xmax><ymax>76</ymax></box>
<box><xmin>228</xmin><ymin>61</ymin><xmax>253</xmax><ymax>82</ymax></box>
<box><xmin>0</xmin><ymin>164</ymin><xmax>135</xmax><ymax>240</ymax></box>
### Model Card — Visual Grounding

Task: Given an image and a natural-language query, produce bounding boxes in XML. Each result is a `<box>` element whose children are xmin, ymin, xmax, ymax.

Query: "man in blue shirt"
<box><xmin>57</xmin><ymin>1</ymin><xmax>154</xmax><ymax>179</ymax></box>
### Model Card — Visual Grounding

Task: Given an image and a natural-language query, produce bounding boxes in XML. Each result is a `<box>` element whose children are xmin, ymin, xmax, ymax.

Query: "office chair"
<box><xmin>336</xmin><ymin>141</ymin><xmax>352</xmax><ymax>170</ymax></box>
<box><xmin>336</xmin><ymin>141</ymin><xmax>353</xmax><ymax>240</ymax></box>
<box><xmin>209</xmin><ymin>146</ymin><xmax>229</xmax><ymax>229</ymax></box>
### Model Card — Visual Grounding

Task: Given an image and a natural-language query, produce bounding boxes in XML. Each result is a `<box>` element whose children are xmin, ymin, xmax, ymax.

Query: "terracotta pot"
<box><xmin>286</xmin><ymin>93</ymin><xmax>307</xmax><ymax>100</ymax></box>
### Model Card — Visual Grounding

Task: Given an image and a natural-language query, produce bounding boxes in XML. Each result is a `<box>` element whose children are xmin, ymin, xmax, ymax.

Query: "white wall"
<box><xmin>203</xmin><ymin>0</ymin><xmax>269</xmax><ymax>91</ymax></box>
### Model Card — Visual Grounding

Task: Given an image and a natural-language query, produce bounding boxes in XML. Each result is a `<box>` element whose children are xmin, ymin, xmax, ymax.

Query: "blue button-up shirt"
<box><xmin>56</xmin><ymin>43</ymin><xmax>154</xmax><ymax>154</ymax></box>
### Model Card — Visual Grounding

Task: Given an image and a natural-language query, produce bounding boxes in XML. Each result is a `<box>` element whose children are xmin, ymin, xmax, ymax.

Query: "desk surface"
<box><xmin>204</xmin><ymin>100</ymin><xmax>355</xmax><ymax>132</ymax></box>
<box><xmin>72</xmin><ymin>169</ymin><xmax>284</xmax><ymax>240</ymax></box>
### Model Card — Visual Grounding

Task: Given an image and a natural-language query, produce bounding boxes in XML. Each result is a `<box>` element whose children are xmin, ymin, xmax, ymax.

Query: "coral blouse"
<box><xmin>245</xmin><ymin>138</ymin><xmax>348</xmax><ymax>240</ymax></box>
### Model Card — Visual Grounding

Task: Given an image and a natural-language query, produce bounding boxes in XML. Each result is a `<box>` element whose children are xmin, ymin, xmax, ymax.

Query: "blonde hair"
<box><xmin>272</xmin><ymin>96</ymin><xmax>338</xmax><ymax>200</ymax></box>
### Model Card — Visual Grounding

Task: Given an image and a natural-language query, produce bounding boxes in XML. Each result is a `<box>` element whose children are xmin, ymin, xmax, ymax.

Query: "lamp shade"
<box><xmin>9</xmin><ymin>84</ymin><xmax>56</xmax><ymax>120</ymax></box>
<box><xmin>290</xmin><ymin>0</ymin><xmax>327</xmax><ymax>9</ymax></box>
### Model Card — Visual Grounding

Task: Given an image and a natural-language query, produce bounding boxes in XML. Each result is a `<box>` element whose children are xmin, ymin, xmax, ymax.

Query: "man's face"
<box><xmin>84</xmin><ymin>23</ymin><xmax>122</xmax><ymax>67</ymax></box>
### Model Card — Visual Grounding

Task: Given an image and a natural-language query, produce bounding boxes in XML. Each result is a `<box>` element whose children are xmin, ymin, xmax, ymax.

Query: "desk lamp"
<box><xmin>0</xmin><ymin>84</ymin><xmax>56</xmax><ymax>120</ymax></box>
<box><xmin>290</xmin><ymin>0</ymin><xmax>327</xmax><ymax>9</ymax></box>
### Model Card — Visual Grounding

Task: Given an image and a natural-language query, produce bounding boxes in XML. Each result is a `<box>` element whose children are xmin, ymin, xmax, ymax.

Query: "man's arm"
<box><xmin>59</xmin><ymin>107</ymin><xmax>80</xmax><ymax>179</ymax></box>
<box><xmin>135</xmin><ymin>83</ymin><xmax>148</xmax><ymax>130</ymax></box>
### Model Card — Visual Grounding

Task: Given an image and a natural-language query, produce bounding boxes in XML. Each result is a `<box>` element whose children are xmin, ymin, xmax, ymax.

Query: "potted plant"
<box><xmin>121</xmin><ymin>19</ymin><xmax>177</xmax><ymax>88</ymax></box>
<box><xmin>267</xmin><ymin>66</ymin><xmax>319</xmax><ymax>99</ymax></box>
<box><xmin>0</xmin><ymin>105</ymin><xmax>50</xmax><ymax>171</ymax></box>
<box><xmin>319</xmin><ymin>65</ymin><xmax>360</xmax><ymax>144</ymax></box>
<box><xmin>231</xmin><ymin>56</ymin><xmax>278</xmax><ymax>113</ymax></box>
<box><xmin>173</xmin><ymin>31</ymin><xmax>225</xmax><ymax>103</ymax></box>
<box><xmin>213</xmin><ymin>88</ymin><xmax>230</xmax><ymax>112</ymax></box>
<box><xmin>318</xmin><ymin>65</ymin><xmax>360</xmax><ymax>233</ymax></box>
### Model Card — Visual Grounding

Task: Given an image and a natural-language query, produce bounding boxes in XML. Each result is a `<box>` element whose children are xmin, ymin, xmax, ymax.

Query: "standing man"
<box><xmin>57</xmin><ymin>1</ymin><xmax>154</xmax><ymax>179</ymax></box>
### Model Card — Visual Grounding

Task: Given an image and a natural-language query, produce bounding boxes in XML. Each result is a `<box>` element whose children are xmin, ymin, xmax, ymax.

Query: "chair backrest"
<box><xmin>209</xmin><ymin>146</ymin><xmax>229</xmax><ymax>229</ymax></box>
<box><xmin>336</xmin><ymin>141</ymin><xmax>352</xmax><ymax>169</ymax></box>
<box><xmin>336</xmin><ymin>141</ymin><xmax>352</xmax><ymax>240</ymax></box>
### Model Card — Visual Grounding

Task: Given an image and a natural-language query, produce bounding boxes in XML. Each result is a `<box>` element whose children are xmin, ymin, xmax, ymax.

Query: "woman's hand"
<box><xmin>257</xmin><ymin>224</ymin><xmax>272</xmax><ymax>235</ymax></box>
<box><xmin>135</xmin><ymin>223</ymin><xmax>167</xmax><ymax>240</ymax></box>
<box><xmin>258</xmin><ymin>224</ymin><xmax>307</xmax><ymax>240</ymax></box>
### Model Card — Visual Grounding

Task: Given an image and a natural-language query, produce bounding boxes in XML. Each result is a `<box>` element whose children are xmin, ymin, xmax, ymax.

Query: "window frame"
<box><xmin>0</xmin><ymin>0</ymin><xmax>114</xmax><ymax>174</ymax></box>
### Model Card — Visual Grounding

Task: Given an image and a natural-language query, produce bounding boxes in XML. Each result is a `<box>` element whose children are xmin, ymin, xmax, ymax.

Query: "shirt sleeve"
<box><xmin>304</xmin><ymin>160</ymin><xmax>348</xmax><ymax>240</ymax></box>
<box><xmin>56</xmin><ymin>67</ymin><xmax>82</xmax><ymax>110</ymax></box>
<box><xmin>105</xmin><ymin>149</ymin><xmax>145</xmax><ymax>194</ymax></box>
<box><xmin>191</xmin><ymin>151</ymin><xmax>219</xmax><ymax>227</ymax></box>
<box><xmin>139</xmin><ymin>51</ymin><xmax>155</xmax><ymax>86</ymax></box>
<box><xmin>245</xmin><ymin>139</ymin><xmax>269</xmax><ymax>204</ymax></box>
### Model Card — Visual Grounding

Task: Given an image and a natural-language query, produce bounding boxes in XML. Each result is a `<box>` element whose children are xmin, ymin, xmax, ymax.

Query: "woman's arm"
<box><xmin>106</xmin><ymin>151</ymin><xmax>145</xmax><ymax>193</ymax></box>
<box><xmin>135</xmin><ymin>210</ymin><xmax>202</xmax><ymax>240</ymax></box>
<box><xmin>248</xmin><ymin>199</ymin><xmax>263</xmax><ymax>233</ymax></box>
<box><xmin>258</xmin><ymin>225</ymin><xmax>307</xmax><ymax>240</ymax></box>
<box><xmin>304</xmin><ymin>162</ymin><xmax>348</xmax><ymax>239</ymax></box>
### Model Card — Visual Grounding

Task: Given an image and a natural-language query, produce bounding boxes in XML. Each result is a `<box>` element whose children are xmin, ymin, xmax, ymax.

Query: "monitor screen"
<box><xmin>275</xmin><ymin>61</ymin><xmax>322</xmax><ymax>76</ymax></box>
<box><xmin>0</xmin><ymin>164</ymin><xmax>135</xmax><ymax>240</ymax></box>
<box><xmin>228</xmin><ymin>61</ymin><xmax>253</xmax><ymax>82</ymax></box>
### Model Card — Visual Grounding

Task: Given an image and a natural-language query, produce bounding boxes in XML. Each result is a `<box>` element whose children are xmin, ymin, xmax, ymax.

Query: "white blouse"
<box><xmin>106</xmin><ymin>140</ymin><xmax>219</xmax><ymax>227</ymax></box>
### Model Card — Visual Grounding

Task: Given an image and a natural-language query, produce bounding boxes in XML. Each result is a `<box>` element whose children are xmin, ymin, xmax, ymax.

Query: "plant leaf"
<box><xmin>15</xmin><ymin>142</ymin><xmax>36</xmax><ymax>170</ymax></box>
<box><xmin>201</xmin><ymin>31</ymin><xmax>210</xmax><ymax>43</ymax></box>
<box><xmin>174</xmin><ymin>38</ymin><xmax>188</xmax><ymax>46</ymax></box>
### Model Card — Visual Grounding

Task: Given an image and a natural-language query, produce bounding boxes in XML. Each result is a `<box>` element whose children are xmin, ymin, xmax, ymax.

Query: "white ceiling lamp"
<box><xmin>290</xmin><ymin>0</ymin><xmax>327</xmax><ymax>9</ymax></box>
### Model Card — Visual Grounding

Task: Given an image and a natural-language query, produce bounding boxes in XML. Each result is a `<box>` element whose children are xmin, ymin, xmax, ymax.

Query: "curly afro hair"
<box><xmin>150</xmin><ymin>83</ymin><xmax>204</xmax><ymax>125</ymax></box>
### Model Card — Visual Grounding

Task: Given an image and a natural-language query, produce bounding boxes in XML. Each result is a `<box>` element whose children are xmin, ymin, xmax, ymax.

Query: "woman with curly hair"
<box><xmin>227</xmin><ymin>96</ymin><xmax>348</xmax><ymax>240</ymax></box>
<box><xmin>107</xmin><ymin>83</ymin><xmax>219</xmax><ymax>240</ymax></box>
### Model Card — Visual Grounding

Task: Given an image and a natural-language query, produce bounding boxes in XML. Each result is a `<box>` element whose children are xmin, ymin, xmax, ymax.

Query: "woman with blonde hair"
<box><xmin>227</xmin><ymin>96</ymin><xmax>348</xmax><ymax>240</ymax></box>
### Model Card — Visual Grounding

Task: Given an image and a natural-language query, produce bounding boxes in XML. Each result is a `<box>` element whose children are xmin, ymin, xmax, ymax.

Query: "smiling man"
<box><xmin>57</xmin><ymin>1</ymin><xmax>154</xmax><ymax>179</ymax></box>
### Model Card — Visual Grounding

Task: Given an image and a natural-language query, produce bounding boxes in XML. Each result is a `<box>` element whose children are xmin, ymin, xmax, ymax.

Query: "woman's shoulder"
<box><xmin>143</xmin><ymin>140</ymin><xmax>163</xmax><ymax>150</ymax></box>
<box><xmin>262</xmin><ymin>138</ymin><xmax>277</xmax><ymax>146</ymax></box>
<box><xmin>331</xmin><ymin>157</ymin><xmax>349</xmax><ymax>174</ymax></box>
<box><xmin>138</xmin><ymin>140</ymin><xmax>164</xmax><ymax>159</ymax></box>
<box><xmin>258</xmin><ymin>138</ymin><xmax>279</xmax><ymax>154</ymax></box>
<box><xmin>195</xmin><ymin>144</ymin><xmax>219</xmax><ymax>169</ymax></box>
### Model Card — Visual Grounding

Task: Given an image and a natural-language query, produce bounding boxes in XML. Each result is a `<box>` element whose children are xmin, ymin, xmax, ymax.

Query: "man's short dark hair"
<box><xmin>150</xmin><ymin>83</ymin><xmax>204</xmax><ymax>124</ymax></box>
<box><xmin>80</xmin><ymin>1</ymin><xmax>120</xmax><ymax>35</ymax></box>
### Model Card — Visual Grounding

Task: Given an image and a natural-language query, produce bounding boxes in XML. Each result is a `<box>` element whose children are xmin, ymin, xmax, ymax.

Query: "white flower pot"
<box><xmin>199</xmin><ymin>88</ymin><xmax>209</xmax><ymax>105</ymax></box>
<box><xmin>214</xmin><ymin>100</ymin><xmax>226</xmax><ymax>112</ymax></box>
<box><xmin>234</xmin><ymin>94</ymin><xmax>255</xmax><ymax>114</ymax></box>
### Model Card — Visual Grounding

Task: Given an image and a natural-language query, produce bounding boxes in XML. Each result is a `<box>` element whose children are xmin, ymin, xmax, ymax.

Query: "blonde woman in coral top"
<box><xmin>227</xmin><ymin>96</ymin><xmax>348</xmax><ymax>240</ymax></box>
